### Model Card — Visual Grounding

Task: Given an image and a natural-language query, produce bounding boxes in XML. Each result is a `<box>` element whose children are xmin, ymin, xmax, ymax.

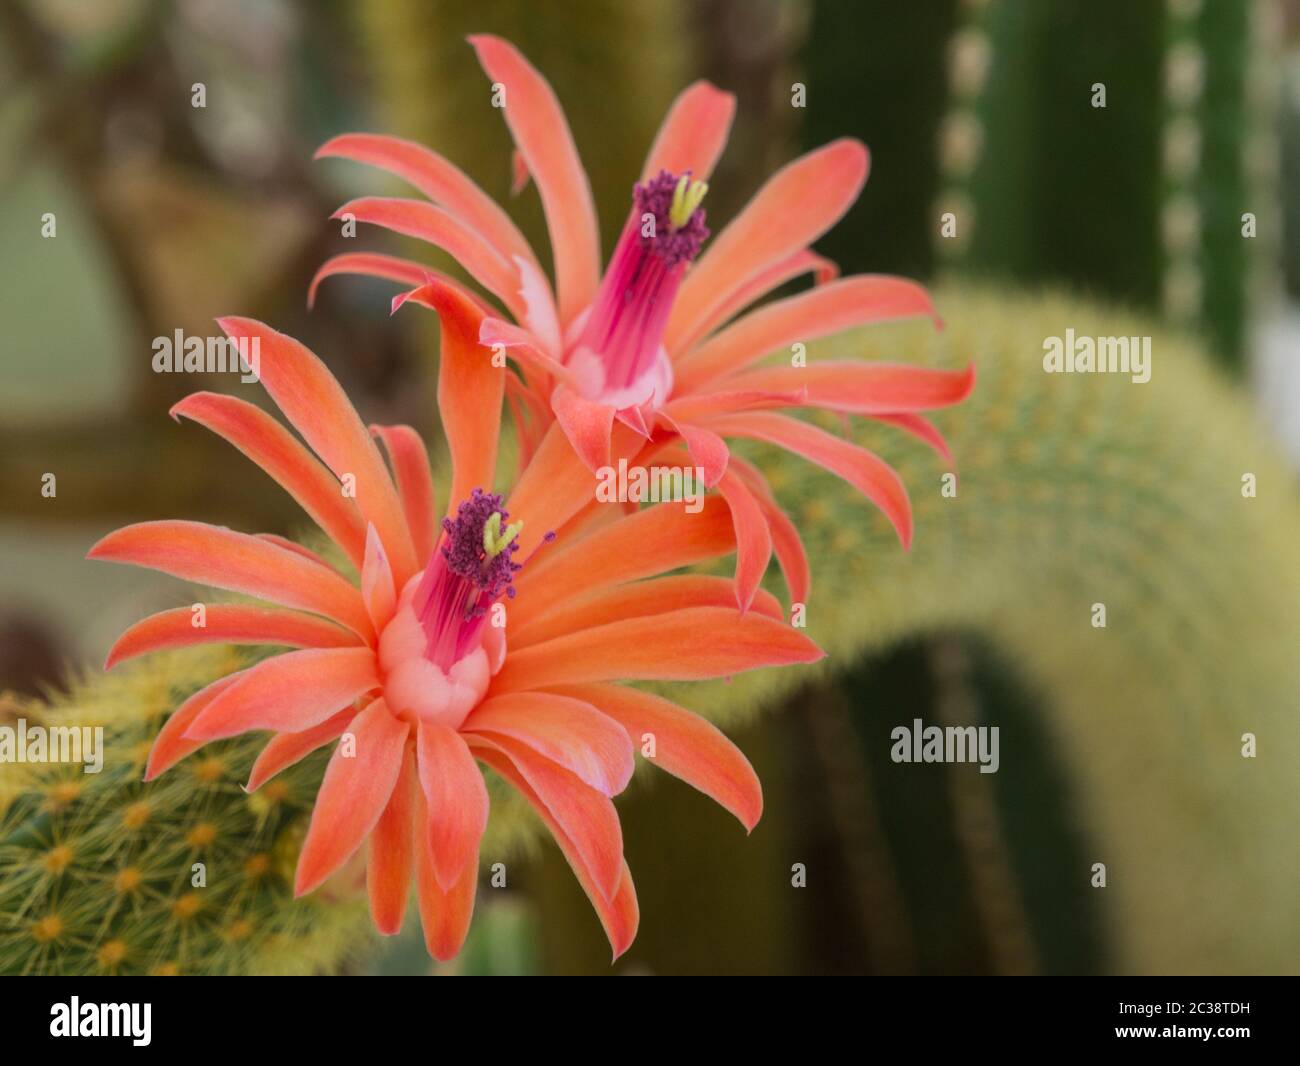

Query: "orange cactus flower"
<box><xmin>89</xmin><ymin>309</ymin><xmax>822</xmax><ymax>961</ymax></box>
<box><xmin>312</xmin><ymin>34</ymin><xmax>974</xmax><ymax>611</ymax></box>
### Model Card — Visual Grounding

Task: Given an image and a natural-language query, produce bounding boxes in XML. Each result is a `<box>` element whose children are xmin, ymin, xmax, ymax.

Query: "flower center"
<box><xmin>569</xmin><ymin>170</ymin><xmax>709</xmax><ymax>405</ymax></box>
<box><xmin>377</xmin><ymin>489</ymin><xmax>522</xmax><ymax>729</ymax></box>
<box><xmin>413</xmin><ymin>489</ymin><xmax>522</xmax><ymax>671</ymax></box>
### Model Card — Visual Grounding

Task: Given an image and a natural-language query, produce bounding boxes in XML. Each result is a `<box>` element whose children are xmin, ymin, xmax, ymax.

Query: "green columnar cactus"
<box><xmin>0</xmin><ymin>647</ymin><xmax>373</xmax><ymax>976</ymax></box>
<box><xmin>4</xmin><ymin>286</ymin><xmax>1298</xmax><ymax>974</ymax></box>
<box><xmin>933</xmin><ymin>0</ymin><xmax>1276</xmax><ymax>371</ymax></box>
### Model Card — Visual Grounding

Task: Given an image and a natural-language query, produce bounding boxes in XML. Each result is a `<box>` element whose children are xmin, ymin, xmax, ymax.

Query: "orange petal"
<box><xmin>551</xmin><ymin>384</ymin><xmax>615</xmax><ymax>473</ymax></box>
<box><xmin>666</xmin><ymin>419</ymin><xmax>730</xmax><ymax>487</ymax></box>
<box><xmin>469</xmin><ymin>34</ymin><xmax>599</xmax><ymax>325</ymax></box>
<box><xmin>106</xmin><ymin>604</ymin><xmax>357</xmax><ymax>671</ymax></box>
<box><xmin>415</xmin><ymin>723</ymin><xmax>489</xmax><ymax>893</ymax></box>
<box><xmin>511</xmin><ymin>574</ymin><xmax>782</xmax><ymax>649</ymax></box>
<box><xmin>463</xmin><ymin>691</ymin><xmax>634</xmax><ymax>796</ymax></box>
<box><xmin>511</xmin><ymin>147</ymin><xmax>531</xmax><ymax>196</ymax></box>
<box><xmin>728</xmin><ymin>455</ymin><xmax>811</xmax><ymax>608</ymax></box>
<box><xmin>396</xmin><ymin>278</ymin><xmax>504</xmax><ymax>515</ymax></box>
<box><xmin>665</xmin><ymin>139</ymin><xmax>869</xmax><ymax>353</ymax></box>
<box><xmin>479</xmin><ymin>315</ymin><xmax>578</xmax><ymax>389</ymax></box>
<box><xmin>700</xmin><ymin>411</ymin><xmax>913</xmax><ymax>549</ymax></box>
<box><xmin>875</xmin><ymin>412</ymin><xmax>953</xmax><ymax>462</ymax></box>
<box><xmin>676</xmin><ymin>277</ymin><xmax>937</xmax><ymax>392</ymax></box>
<box><xmin>143</xmin><ymin>671</ymin><xmax>245</xmax><ymax>781</ymax></box>
<box><xmin>334</xmin><ymin>197</ymin><xmax>525</xmax><ymax>320</ymax></box>
<box><xmin>509</xmin><ymin>497</ymin><xmax>736</xmax><ymax>632</ymax></box>
<box><xmin>722</xmin><ymin>361</ymin><xmax>975</xmax><ymax>415</ymax></box>
<box><xmin>470</xmin><ymin>741</ymin><xmax>638</xmax><ymax>960</ymax></box>
<box><xmin>491</xmin><ymin>606</ymin><xmax>824</xmax><ymax>693</ymax></box>
<box><xmin>663</xmin><ymin>388</ymin><xmax>807</xmax><ymax>427</ymax></box>
<box><xmin>468</xmin><ymin>733</ymin><xmax>623</xmax><ymax>900</ymax></box>
<box><xmin>505</xmin><ymin>423</ymin><xmax>604</xmax><ymax>559</ymax></box>
<box><xmin>245</xmin><ymin>708</ymin><xmax>355</xmax><ymax>793</ymax></box>
<box><xmin>295</xmin><ymin>698</ymin><xmax>410</xmax><ymax>897</ymax></box>
<box><xmin>551</xmin><ymin>682</ymin><xmax>763</xmax><ymax>832</ymax></box>
<box><xmin>678</xmin><ymin>249</ymin><xmax>840</xmax><ymax>356</ymax></box>
<box><xmin>256</xmin><ymin>534</ymin><xmax>339</xmax><ymax>571</ymax></box>
<box><xmin>716</xmin><ymin>468</ymin><xmax>773</xmax><ymax>613</ymax></box>
<box><xmin>368</xmin><ymin>747</ymin><xmax>418</xmax><ymax>935</ymax></box>
<box><xmin>371</xmin><ymin>424</ymin><xmax>438</xmax><ymax>564</ymax></box>
<box><xmin>361</xmin><ymin>524</ymin><xmax>397</xmax><ymax>631</ymax></box>
<box><xmin>186</xmin><ymin>647</ymin><xmax>379</xmax><ymax>742</ymax></box>
<box><xmin>171</xmin><ymin>391</ymin><xmax>368</xmax><ymax>569</ymax></box>
<box><xmin>308</xmin><ymin>252</ymin><xmax>450</xmax><ymax>310</ymax></box>
<box><xmin>413</xmin><ymin>783</ymin><xmax>479</xmax><ymax>961</ymax></box>
<box><xmin>216</xmin><ymin>317</ymin><xmax>417</xmax><ymax>586</ymax></box>
<box><xmin>88</xmin><ymin>520</ymin><xmax>374</xmax><ymax>641</ymax></box>
<box><xmin>316</xmin><ymin>132</ymin><xmax>537</xmax><ymax>269</ymax></box>
<box><xmin>640</xmin><ymin>80</ymin><xmax>735</xmax><ymax>182</ymax></box>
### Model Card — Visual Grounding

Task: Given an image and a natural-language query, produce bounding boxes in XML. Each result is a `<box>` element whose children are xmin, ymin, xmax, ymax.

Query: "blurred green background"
<box><xmin>2</xmin><ymin>0</ymin><xmax>1299</xmax><ymax>975</ymax></box>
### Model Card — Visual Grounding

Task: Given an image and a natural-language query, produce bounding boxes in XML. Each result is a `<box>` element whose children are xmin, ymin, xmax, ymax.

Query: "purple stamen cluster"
<box><xmin>635</xmin><ymin>170</ymin><xmax>710</xmax><ymax>267</ymax></box>
<box><xmin>441</xmin><ymin>488</ymin><xmax>521</xmax><ymax>609</ymax></box>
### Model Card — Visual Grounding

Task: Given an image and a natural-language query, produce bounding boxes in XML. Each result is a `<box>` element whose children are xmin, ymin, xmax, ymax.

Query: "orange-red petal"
<box><xmin>491</xmin><ymin>606</ymin><xmax>824</xmax><ymax>693</ymax></box>
<box><xmin>170</xmin><ymin>391</ymin><xmax>369</xmax><ymax>569</ymax></box>
<box><xmin>361</xmin><ymin>524</ymin><xmax>398</xmax><ymax>631</ymax></box>
<box><xmin>728</xmin><ymin>455</ymin><xmax>811</xmax><ymax>608</ymax></box>
<box><xmin>316</xmin><ymin>132</ymin><xmax>537</xmax><ymax>268</ymax></box>
<box><xmin>416</xmin><ymin>723</ymin><xmax>489</xmax><ymax>893</ymax></box>
<box><xmin>295</xmin><ymin>698</ymin><xmax>410</xmax><ymax>897</ymax></box>
<box><xmin>334</xmin><ymin>197</ymin><xmax>525</xmax><ymax>319</ymax></box>
<box><xmin>87</xmin><ymin>520</ymin><xmax>375</xmax><ymax>641</ymax></box>
<box><xmin>468</xmin><ymin>733</ymin><xmax>623</xmax><ymax>900</ymax></box>
<box><xmin>216</xmin><ymin>317</ymin><xmax>418</xmax><ymax>585</ymax></box>
<box><xmin>470</xmin><ymin>741</ymin><xmax>638</xmax><ymax>960</ymax></box>
<box><xmin>185</xmin><ymin>647</ymin><xmax>379</xmax><ymax>742</ymax></box>
<box><xmin>716</xmin><ymin>467</ymin><xmax>774</xmax><ymax>613</ymax></box>
<box><xmin>640</xmin><ymin>80</ymin><xmax>735</xmax><ymax>183</ymax></box>
<box><xmin>675</xmin><ymin>276</ymin><xmax>937</xmax><ymax>392</ymax></box>
<box><xmin>308</xmin><ymin>252</ymin><xmax>448</xmax><ymax>309</ymax></box>
<box><xmin>245</xmin><ymin>708</ymin><xmax>355</xmax><ymax>793</ymax></box>
<box><xmin>510</xmin><ymin>574</ymin><xmax>782</xmax><ymax>649</ymax></box>
<box><xmin>665</xmin><ymin>139</ymin><xmax>869</xmax><ymax>353</ymax></box>
<box><xmin>700</xmin><ymin>411</ymin><xmax>913</xmax><ymax>549</ymax></box>
<box><xmin>106</xmin><ymin>604</ymin><xmax>357</xmax><ymax>670</ymax></box>
<box><xmin>469</xmin><ymin>34</ymin><xmax>599</xmax><ymax>325</ymax></box>
<box><xmin>143</xmin><ymin>671</ymin><xmax>245</xmax><ymax>781</ymax></box>
<box><xmin>510</xmin><ymin>496</ymin><xmax>736</xmax><ymax>631</ymax></box>
<box><xmin>371</xmin><ymin>424</ymin><xmax>438</xmax><ymax>564</ymax></box>
<box><xmin>463</xmin><ymin>691</ymin><xmax>634</xmax><ymax>796</ymax></box>
<box><xmin>551</xmin><ymin>384</ymin><xmax>615</xmax><ymax>474</ymax></box>
<box><xmin>413</xmin><ymin>783</ymin><xmax>479</xmax><ymax>962</ymax></box>
<box><xmin>368</xmin><ymin>746</ymin><xmax>418</xmax><ymax>935</ymax></box>
<box><xmin>551</xmin><ymin>682</ymin><xmax>763</xmax><ymax>832</ymax></box>
<box><xmin>396</xmin><ymin>278</ymin><xmax>504</xmax><ymax>516</ymax></box>
<box><xmin>722</xmin><ymin>361</ymin><xmax>975</xmax><ymax>415</ymax></box>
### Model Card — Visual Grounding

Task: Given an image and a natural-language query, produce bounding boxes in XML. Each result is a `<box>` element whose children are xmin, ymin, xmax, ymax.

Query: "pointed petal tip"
<box><xmin>85</xmin><ymin>532</ymin><xmax>114</xmax><ymax>561</ymax></box>
<box><xmin>312</xmin><ymin>136</ymin><xmax>348</xmax><ymax>161</ymax></box>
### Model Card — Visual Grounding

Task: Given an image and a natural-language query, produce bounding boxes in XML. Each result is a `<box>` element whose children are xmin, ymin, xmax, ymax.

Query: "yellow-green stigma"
<box><xmin>669</xmin><ymin>174</ymin><xmax>709</xmax><ymax>230</ymax></box>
